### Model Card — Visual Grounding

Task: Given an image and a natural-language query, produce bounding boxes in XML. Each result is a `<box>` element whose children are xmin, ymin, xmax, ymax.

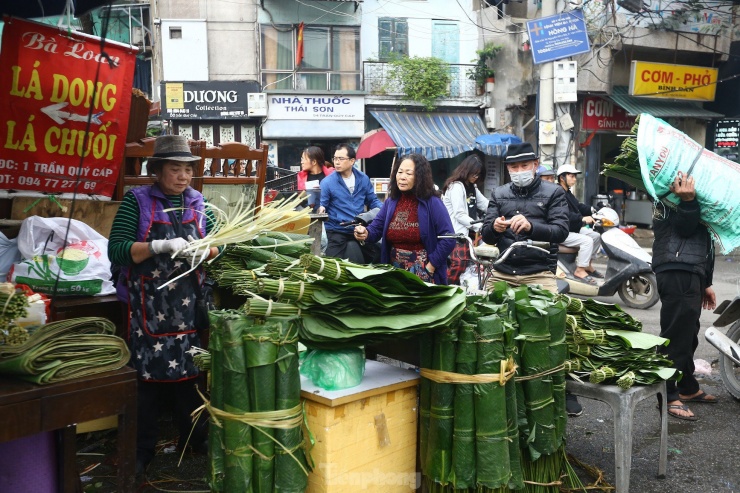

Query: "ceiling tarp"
<box><xmin>0</xmin><ymin>0</ymin><xmax>111</xmax><ymax>18</ymax></box>
<box><xmin>609</xmin><ymin>86</ymin><xmax>723</xmax><ymax>120</ymax></box>
<box><xmin>370</xmin><ymin>110</ymin><xmax>487</xmax><ymax>161</ymax></box>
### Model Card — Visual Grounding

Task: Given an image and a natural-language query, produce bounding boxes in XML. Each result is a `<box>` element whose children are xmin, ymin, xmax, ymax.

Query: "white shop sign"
<box><xmin>267</xmin><ymin>95</ymin><xmax>364</xmax><ymax>120</ymax></box>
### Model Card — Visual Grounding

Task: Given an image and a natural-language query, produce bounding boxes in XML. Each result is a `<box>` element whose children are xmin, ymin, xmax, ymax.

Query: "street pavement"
<box><xmin>565</xmin><ymin>228</ymin><xmax>740</xmax><ymax>493</ymax></box>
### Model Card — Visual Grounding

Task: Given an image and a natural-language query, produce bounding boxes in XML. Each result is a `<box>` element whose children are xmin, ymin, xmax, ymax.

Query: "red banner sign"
<box><xmin>0</xmin><ymin>18</ymin><xmax>137</xmax><ymax>197</ymax></box>
<box><xmin>581</xmin><ymin>96</ymin><xmax>635</xmax><ymax>132</ymax></box>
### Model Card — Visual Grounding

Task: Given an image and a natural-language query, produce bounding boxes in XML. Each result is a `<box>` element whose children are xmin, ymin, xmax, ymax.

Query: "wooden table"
<box><xmin>0</xmin><ymin>367</ymin><xmax>138</xmax><ymax>493</ymax></box>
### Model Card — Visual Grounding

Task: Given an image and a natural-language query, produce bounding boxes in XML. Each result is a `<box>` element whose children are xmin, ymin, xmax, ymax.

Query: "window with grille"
<box><xmin>260</xmin><ymin>25</ymin><xmax>361</xmax><ymax>91</ymax></box>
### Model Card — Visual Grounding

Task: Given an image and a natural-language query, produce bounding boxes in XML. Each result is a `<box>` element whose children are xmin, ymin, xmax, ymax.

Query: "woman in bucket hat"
<box><xmin>109</xmin><ymin>134</ymin><xmax>218</xmax><ymax>476</ymax></box>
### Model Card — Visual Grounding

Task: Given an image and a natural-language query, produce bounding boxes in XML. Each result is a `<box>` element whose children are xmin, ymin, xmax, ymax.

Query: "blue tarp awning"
<box><xmin>474</xmin><ymin>133</ymin><xmax>522</xmax><ymax>157</ymax></box>
<box><xmin>370</xmin><ymin>111</ymin><xmax>488</xmax><ymax>161</ymax></box>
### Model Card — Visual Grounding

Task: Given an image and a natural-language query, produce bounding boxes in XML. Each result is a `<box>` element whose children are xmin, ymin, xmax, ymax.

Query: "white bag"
<box><xmin>10</xmin><ymin>216</ymin><xmax>114</xmax><ymax>296</ymax></box>
<box><xmin>0</xmin><ymin>231</ymin><xmax>20</xmax><ymax>281</ymax></box>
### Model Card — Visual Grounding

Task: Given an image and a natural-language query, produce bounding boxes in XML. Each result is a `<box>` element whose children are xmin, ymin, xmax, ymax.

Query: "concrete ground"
<box><xmin>76</xmin><ymin>226</ymin><xmax>740</xmax><ymax>492</ymax></box>
<box><xmin>565</xmin><ymin>226</ymin><xmax>740</xmax><ymax>493</ymax></box>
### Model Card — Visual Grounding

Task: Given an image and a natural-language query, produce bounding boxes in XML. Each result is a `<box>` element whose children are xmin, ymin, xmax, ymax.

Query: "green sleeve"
<box><xmin>108</xmin><ymin>192</ymin><xmax>139</xmax><ymax>266</ymax></box>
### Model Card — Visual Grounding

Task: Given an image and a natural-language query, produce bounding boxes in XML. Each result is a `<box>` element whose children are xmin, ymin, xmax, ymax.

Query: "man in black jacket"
<box><xmin>653</xmin><ymin>171</ymin><xmax>717</xmax><ymax>421</ymax></box>
<box><xmin>557</xmin><ymin>165</ymin><xmax>603</xmax><ymax>283</ymax></box>
<box><xmin>481</xmin><ymin>143</ymin><xmax>569</xmax><ymax>293</ymax></box>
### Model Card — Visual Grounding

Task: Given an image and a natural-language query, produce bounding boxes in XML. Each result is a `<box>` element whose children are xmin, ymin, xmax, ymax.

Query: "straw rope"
<box><xmin>420</xmin><ymin>357</ymin><xmax>518</xmax><ymax>386</ymax></box>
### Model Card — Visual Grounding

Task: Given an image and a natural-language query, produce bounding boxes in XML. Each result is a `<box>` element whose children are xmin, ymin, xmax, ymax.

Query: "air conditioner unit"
<box><xmin>484</xmin><ymin>108</ymin><xmax>497</xmax><ymax>129</ymax></box>
<box><xmin>248</xmin><ymin>93</ymin><xmax>267</xmax><ymax>117</ymax></box>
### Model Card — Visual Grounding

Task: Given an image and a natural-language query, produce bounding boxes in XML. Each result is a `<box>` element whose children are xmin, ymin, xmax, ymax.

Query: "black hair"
<box><xmin>441</xmin><ymin>154</ymin><xmax>484</xmax><ymax>194</ymax></box>
<box><xmin>303</xmin><ymin>146</ymin><xmax>325</xmax><ymax>168</ymax></box>
<box><xmin>335</xmin><ymin>143</ymin><xmax>356</xmax><ymax>160</ymax></box>
<box><xmin>389</xmin><ymin>154</ymin><xmax>436</xmax><ymax>200</ymax></box>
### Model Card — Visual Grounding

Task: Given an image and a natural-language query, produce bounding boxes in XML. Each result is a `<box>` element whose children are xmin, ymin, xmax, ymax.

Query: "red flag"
<box><xmin>295</xmin><ymin>22</ymin><xmax>305</xmax><ymax>68</ymax></box>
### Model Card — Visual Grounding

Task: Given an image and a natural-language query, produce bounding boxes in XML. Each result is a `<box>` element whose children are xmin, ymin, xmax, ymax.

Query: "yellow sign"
<box><xmin>165</xmin><ymin>83</ymin><xmax>185</xmax><ymax>109</ymax></box>
<box><xmin>629</xmin><ymin>61</ymin><xmax>717</xmax><ymax>102</ymax></box>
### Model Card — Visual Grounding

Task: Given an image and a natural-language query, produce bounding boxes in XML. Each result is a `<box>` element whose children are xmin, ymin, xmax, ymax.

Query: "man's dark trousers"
<box><xmin>656</xmin><ymin>270</ymin><xmax>704</xmax><ymax>402</ymax></box>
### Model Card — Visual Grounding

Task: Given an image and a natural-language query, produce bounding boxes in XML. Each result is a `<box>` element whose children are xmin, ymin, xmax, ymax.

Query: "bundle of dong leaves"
<box><xmin>0</xmin><ymin>317</ymin><xmax>129</xmax><ymax>384</ymax></box>
<box><xmin>195</xmin><ymin>310</ymin><xmax>308</xmax><ymax>493</ymax></box>
<box><xmin>213</xmin><ymin>239</ymin><xmax>467</xmax><ymax>347</ymax></box>
<box><xmin>420</xmin><ymin>282</ymin><xmax>582</xmax><ymax>493</ymax></box>
<box><xmin>563</xmin><ymin>296</ymin><xmax>678</xmax><ymax>388</ymax></box>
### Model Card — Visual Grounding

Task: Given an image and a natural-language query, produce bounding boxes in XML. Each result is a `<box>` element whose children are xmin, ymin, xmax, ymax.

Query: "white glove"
<box><xmin>176</xmin><ymin>235</ymin><xmax>210</xmax><ymax>262</ymax></box>
<box><xmin>471</xmin><ymin>222</ymin><xmax>482</xmax><ymax>233</ymax></box>
<box><xmin>150</xmin><ymin>237</ymin><xmax>189</xmax><ymax>255</ymax></box>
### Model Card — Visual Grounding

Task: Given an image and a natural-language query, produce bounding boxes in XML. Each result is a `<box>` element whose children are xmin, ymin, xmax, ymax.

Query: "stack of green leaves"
<box><xmin>207</xmin><ymin>231</ymin><xmax>313</xmax><ymax>282</ymax></box>
<box><xmin>581</xmin><ymin>298</ymin><xmax>642</xmax><ymax>332</ymax></box>
<box><xmin>563</xmin><ymin>295</ymin><xmax>678</xmax><ymax>388</ymax></box>
<box><xmin>204</xmin><ymin>310</ymin><xmax>308</xmax><ymax>493</ymax></box>
<box><xmin>0</xmin><ymin>317</ymin><xmax>129</xmax><ymax>384</ymax></box>
<box><xmin>294</xmin><ymin>263</ymin><xmax>466</xmax><ymax>348</ymax></box>
<box><xmin>602</xmin><ymin>124</ymin><xmax>649</xmax><ymax>192</ymax></box>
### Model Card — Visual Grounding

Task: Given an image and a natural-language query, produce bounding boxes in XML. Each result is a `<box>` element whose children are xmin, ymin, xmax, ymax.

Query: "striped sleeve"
<box><xmin>108</xmin><ymin>192</ymin><xmax>140</xmax><ymax>266</ymax></box>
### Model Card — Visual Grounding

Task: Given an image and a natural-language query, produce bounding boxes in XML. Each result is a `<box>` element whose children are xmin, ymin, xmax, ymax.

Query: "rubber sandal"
<box><xmin>588</xmin><ymin>269</ymin><xmax>604</xmax><ymax>279</ymax></box>
<box><xmin>573</xmin><ymin>274</ymin><xmax>597</xmax><ymax>285</ymax></box>
<box><xmin>666</xmin><ymin>403</ymin><xmax>698</xmax><ymax>421</ymax></box>
<box><xmin>679</xmin><ymin>391</ymin><xmax>718</xmax><ymax>404</ymax></box>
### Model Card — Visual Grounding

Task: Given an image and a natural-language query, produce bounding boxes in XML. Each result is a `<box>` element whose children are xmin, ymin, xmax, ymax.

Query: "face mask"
<box><xmin>510</xmin><ymin>170</ymin><xmax>534</xmax><ymax>188</ymax></box>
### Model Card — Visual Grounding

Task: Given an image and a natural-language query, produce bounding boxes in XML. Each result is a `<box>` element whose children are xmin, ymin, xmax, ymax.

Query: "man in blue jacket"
<box><xmin>318</xmin><ymin>144</ymin><xmax>382</xmax><ymax>263</ymax></box>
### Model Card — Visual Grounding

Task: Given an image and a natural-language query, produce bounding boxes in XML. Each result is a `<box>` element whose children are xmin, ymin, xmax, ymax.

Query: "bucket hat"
<box><xmin>537</xmin><ymin>165</ymin><xmax>555</xmax><ymax>176</ymax></box>
<box><xmin>504</xmin><ymin>142</ymin><xmax>538</xmax><ymax>164</ymax></box>
<box><xmin>148</xmin><ymin>135</ymin><xmax>200</xmax><ymax>163</ymax></box>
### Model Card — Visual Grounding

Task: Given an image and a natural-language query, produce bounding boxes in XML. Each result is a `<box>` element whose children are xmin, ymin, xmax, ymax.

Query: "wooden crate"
<box><xmin>301</xmin><ymin>360</ymin><xmax>420</xmax><ymax>493</ymax></box>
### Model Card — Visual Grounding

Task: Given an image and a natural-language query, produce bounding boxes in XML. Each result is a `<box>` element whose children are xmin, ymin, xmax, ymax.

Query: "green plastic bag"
<box><xmin>637</xmin><ymin>113</ymin><xmax>740</xmax><ymax>253</ymax></box>
<box><xmin>299</xmin><ymin>347</ymin><xmax>365</xmax><ymax>390</ymax></box>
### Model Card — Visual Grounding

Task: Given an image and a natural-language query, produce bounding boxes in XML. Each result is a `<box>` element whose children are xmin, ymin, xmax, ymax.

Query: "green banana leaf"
<box><xmin>424</xmin><ymin>326</ymin><xmax>458</xmax><ymax>487</ymax></box>
<box><xmin>448</xmin><ymin>320</ymin><xmax>477</xmax><ymax>489</ymax></box>
<box><xmin>474</xmin><ymin>314</ymin><xmax>511</xmax><ymax>489</ymax></box>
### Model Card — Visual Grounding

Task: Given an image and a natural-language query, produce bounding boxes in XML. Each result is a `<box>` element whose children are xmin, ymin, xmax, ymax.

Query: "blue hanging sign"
<box><xmin>526</xmin><ymin>9</ymin><xmax>591</xmax><ymax>65</ymax></box>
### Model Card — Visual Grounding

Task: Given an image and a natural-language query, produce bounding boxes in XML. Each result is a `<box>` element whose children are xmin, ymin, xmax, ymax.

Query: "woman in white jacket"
<box><xmin>441</xmin><ymin>155</ymin><xmax>489</xmax><ymax>284</ymax></box>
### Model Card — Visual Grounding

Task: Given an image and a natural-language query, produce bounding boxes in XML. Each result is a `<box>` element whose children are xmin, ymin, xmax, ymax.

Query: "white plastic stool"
<box><xmin>566</xmin><ymin>380</ymin><xmax>668</xmax><ymax>493</ymax></box>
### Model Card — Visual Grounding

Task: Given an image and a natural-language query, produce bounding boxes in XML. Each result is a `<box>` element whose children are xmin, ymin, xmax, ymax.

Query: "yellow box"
<box><xmin>301</xmin><ymin>360</ymin><xmax>420</xmax><ymax>493</ymax></box>
<box><xmin>270</xmin><ymin>210</ymin><xmax>310</xmax><ymax>235</ymax></box>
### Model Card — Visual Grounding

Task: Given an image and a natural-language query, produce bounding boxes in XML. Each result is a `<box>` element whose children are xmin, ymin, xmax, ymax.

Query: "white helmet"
<box><xmin>593</xmin><ymin>207</ymin><xmax>619</xmax><ymax>227</ymax></box>
<box><xmin>556</xmin><ymin>164</ymin><xmax>581</xmax><ymax>177</ymax></box>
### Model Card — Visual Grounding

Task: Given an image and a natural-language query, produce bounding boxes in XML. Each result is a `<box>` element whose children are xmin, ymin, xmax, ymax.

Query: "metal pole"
<box><xmin>538</xmin><ymin>0</ymin><xmax>557</xmax><ymax>169</ymax></box>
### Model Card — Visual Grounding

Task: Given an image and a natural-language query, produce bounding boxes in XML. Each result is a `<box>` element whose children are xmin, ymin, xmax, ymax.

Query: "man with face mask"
<box><xmin>480</xmin><ymin>142</ymin><xmax>569</xmax><ymax>292</ymax></box>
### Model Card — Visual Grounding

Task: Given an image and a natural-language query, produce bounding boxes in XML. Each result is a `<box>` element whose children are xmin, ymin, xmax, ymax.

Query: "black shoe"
<box><xmin>566</xmin><ymin>392</ymin><xmax>583</xmax><ymax>417</ymax></box>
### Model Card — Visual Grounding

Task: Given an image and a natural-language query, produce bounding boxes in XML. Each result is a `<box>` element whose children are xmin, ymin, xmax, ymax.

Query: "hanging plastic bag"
<box><xmin>300</xmin><ymin>347</ymin><xmax>365</xmax><ymax>390</ymax></box>
<box><xmin>9</xmin><ymin>216</ymin><xmax>115</xmax><ymax>296</ymax></box>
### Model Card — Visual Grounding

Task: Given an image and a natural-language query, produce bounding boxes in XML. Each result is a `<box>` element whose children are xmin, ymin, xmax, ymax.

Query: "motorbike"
<box><xmin>556</xmin><ymin>207</ymin><xmax>659</xmax><ymax>309</ymax></box>
<box><xmin>338</xmin><ymin>208</ymin><xmax>380</xmax><ymax>264</ymax></box>
<box><xmin>704</xmin><ymin>296</ymin><xmax>740</xmax><ymax>399</ymax></box>
<box><xmin>437</xmin><ymin>232</ymin><xmax>570</xmax><ymax>295</ymax></box>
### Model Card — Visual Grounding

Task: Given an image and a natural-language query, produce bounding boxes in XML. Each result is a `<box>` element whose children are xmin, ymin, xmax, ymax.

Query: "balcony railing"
<box><xmin>363</xmin><ymin>61</ymin><xmax>479</xmax><ymax>99</ymax></box>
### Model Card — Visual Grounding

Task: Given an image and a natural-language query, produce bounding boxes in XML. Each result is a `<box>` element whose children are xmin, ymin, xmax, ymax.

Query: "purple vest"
<box><xmin>123</xmin><ymin>184</ymin><xmax>206</xmax><ymax>382</ymax></box>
